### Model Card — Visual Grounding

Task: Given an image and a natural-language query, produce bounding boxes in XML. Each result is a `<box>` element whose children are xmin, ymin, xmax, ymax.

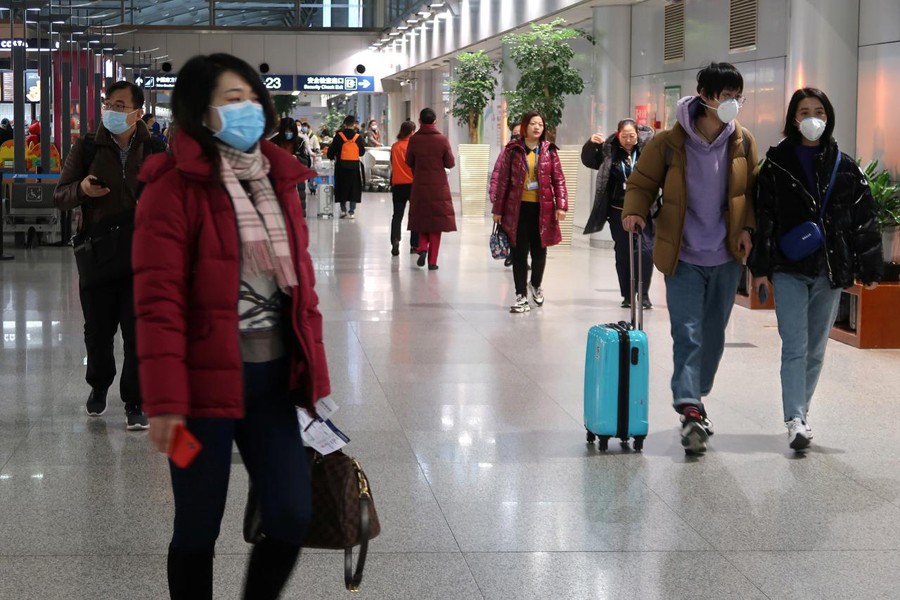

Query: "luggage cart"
<box><xmin>315</xmin><ymin>159</ymin><xmax>335</xmax><ymax>219</ymax></box>
<box><xmin>362</xmin><ymin>146</ymin><xmax>392</xmax><ymax>192</ymax></box>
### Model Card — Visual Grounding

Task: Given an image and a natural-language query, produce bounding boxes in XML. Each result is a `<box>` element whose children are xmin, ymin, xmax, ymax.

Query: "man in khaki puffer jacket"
<box><xmin>622</xmin><ymin>62</ymin><xmax>758</xmax><ymax>456</ymax></box>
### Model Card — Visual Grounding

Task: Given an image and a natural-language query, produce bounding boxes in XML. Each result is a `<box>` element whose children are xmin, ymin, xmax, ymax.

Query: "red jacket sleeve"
<box><xmin>491</xmin><ymin>149</ymin><xmax>512</xmax><ymax>216</ymax></box>
<box><xmin>550</xmin><ymin>149</ymin><xmax>569</xmax><ymax>212</ymax></box>
<box><xmin>132</xmin><ymin>171</ymin><xmax>192</xmax><ymax>417</ymax></box>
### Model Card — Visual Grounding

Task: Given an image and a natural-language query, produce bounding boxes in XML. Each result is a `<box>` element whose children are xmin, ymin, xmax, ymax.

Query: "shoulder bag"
<box><xmin>778</xmin><ymin>154</ymin><xmax>841</xmax><ymax>263</ymax></box>
<box><xmin>243</xmin><ymin>447</ymin><xmax>381</xmax><ymax>592</ymax></box>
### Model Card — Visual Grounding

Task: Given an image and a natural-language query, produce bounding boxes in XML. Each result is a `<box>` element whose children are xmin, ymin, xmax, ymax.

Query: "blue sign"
<box><xmin>262</xmin><ymin>74</ymin><xmax>294</xmax><ymax>91</ymax></box>
<box><xmin>297</xmin><ymin>75</ymin><xmax>375</xmax><ymax>93</ymax></box>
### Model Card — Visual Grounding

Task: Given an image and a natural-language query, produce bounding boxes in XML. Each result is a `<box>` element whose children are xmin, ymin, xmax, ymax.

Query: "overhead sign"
<box><xmin>261</xmin><ymin>75</ymin><xmax>294</xmax><ymax>92</ymax></box>
<box><xmin>134</xmin><ymin>73</ymin><xmax>178</xmax><ymax>90</ymax></box>
<box><xmin>0</xmin><ymin>39</ymin><xmax>30</xmax><ymax>49</ymax></box>
<box><xmin>297</xmin><ymin>75</ymin><xmax>375</xmax><ymax>93</ymax></box>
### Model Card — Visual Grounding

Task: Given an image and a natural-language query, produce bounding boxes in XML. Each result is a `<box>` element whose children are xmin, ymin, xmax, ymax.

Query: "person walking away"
<box><xmin>622</xmin><ymin>62</ymin><xmax>758</xmax><ymax>455</ymax></box>
<box><xmin>326</xmin><ymin>115</ymin><xmax>366</xmax><ymax>218</ymax></box>
<box><xmin>749</xmin><ymin>87</ymin><xmax>882</xmax><ymax>451</ymax></box>
<box><xmin>582</xmin><ymin>118</ymin><xmax>655</xmax><ymax>308</ymax></box>
<box><xmin>491</xmin><ymin>111</ymin><xmax>568</xmax><ymax>312</ymax></box>
<box><xmin>133</xmin><ymin>53</ymin><xmax>329</xmax><ymax>600</ymax></box>
<box><xmin>272</xmin><ymin>117</ymin><xmax>311</xmax><ymax>215</ymax></box>
<box><xmin>365</xmin><ymin>119</ymin><xmax>381</xmax><ymax>147</ymax></box>
<box><xmin>390</xmin><ymin>120</ymin><xmax>419</xmax><ymax>256</ymax></box>
<box><xmin>406</xmin><ymin>108</ymin><xmax>456</xmax><ymax>270</ymax></box>
<box><xmin>53</xmin><ymin>80</ymin><xmax>165</xmax><ymax>430</ymax></box>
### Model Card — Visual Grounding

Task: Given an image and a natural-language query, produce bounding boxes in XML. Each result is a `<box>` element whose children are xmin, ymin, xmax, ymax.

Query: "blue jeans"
<box><xmin>772</xmin><ymin>272</ymin><xmax>842</xmax><ymax>422</ymax></box>
<box><xmin>169</xmin><ymin>359</ymin><xmax>311</xmax><ymax>552</ymax></box>
<box><xmin>665</xmin><ymin>260</ymin><xmax>742</xmax><ymax>412</ymax></box>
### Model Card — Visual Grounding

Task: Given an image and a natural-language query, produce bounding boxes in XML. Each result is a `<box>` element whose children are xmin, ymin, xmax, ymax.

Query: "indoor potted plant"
<box><xmin>501</xmin><ymin>18</ymin><xmax>591</xmax><ymax>244</ymax></box>
<box><xmin>863</xmin><ymin>160</ymin><xmax>900</xmax><ymax>281</ymax></box>
<box><xmin>449</xmin><ymin>50</ymin><xmax>499</xmax><ymax>217</ymax></box>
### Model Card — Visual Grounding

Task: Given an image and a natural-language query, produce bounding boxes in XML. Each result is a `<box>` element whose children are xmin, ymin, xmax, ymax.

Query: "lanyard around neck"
<box><xmin>621</xmin><ymin>149</ymin><xmax>637</xmax><ymax>180</ymax></box>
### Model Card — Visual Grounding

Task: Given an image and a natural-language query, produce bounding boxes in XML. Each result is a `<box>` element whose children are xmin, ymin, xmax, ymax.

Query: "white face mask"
<box><xmin>798</xmin><ymin>117</ymin><xmax>826</xmax><ymax>142</ymax></box>
<box><xmin>712</xmin><ymin>98</ymin><xmax>740</xmax><ymax>123</ymax></box>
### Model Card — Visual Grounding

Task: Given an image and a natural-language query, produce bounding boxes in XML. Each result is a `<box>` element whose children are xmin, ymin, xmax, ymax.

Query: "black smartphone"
<box><xmin>89</xmin><ymin>177</ymin><xmax>108</xmax><ymax>188</ymax></box>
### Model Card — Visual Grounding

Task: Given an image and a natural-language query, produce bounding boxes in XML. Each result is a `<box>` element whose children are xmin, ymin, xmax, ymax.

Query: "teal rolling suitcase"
<box><xmin>583</xmin><ymin>231</ymin><xmax>650</xmax><ymax>451</ymax></box>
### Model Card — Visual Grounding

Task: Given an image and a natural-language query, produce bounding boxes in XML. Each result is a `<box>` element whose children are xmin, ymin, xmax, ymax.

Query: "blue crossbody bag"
<box><xmin>778</xmin><ymin>154</ymin><xmax>841</xmax><ymax>263</ymax></box>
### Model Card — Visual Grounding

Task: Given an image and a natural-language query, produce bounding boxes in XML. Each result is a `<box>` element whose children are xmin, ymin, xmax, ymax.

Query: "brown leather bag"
<box><xmin>243</xmin><ymin>447</ymin><xmax>380</xmax><ymax>592</ymax></box>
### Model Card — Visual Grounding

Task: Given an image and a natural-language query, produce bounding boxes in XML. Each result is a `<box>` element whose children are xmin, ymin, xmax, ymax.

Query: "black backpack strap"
<box><xmin>80</xmin><ymin>133</ymin><xmax>97</xmax><ymax>176</ymax></box>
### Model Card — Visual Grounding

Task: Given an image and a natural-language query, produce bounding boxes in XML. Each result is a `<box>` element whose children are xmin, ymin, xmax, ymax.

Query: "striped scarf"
<box><xmin>218</xmin><ymin>143</ymin><xmax>298</xmax><ymax>291</ymax></box>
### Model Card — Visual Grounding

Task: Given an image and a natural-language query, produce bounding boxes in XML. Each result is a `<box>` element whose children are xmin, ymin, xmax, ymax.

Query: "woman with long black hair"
<box><xmin>133</xmin><ymin>53</ymin><xmax>330</xmax><ymax>599</ymax></box>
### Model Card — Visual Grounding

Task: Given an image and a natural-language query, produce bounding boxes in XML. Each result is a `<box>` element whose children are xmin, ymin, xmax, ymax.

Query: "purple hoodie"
<box><xmin>675</xmin><ymin>96</ymin><xmax>735</xmax><ymax>266</ymax></box>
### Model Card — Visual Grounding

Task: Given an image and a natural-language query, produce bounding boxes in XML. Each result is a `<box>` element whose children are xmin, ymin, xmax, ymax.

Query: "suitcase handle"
<box><xmin>629</xmin><ymin>227</ymin><xmax>644</xmax><ymax>331</ymax></box>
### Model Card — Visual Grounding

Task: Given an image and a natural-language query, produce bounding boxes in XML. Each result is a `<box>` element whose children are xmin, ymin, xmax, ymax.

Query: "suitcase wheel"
<box><xmin>586</xmin><ymin>431</ymin><xmax>596</xmax><ymax>444</ymax></box>
<box><xmin>598</xmin><ymin>437</ymin><xmax>609</xmax><ymax>452</ymax></box>
<box><xmin>633</xmin><ymin>437</ymin><xmax>644</xmax><ymax>452</ymax></box>
<box><xmin>619</xmin><ymin>438</ymin><xmax>631</xmax><ymax>450</ymax></box>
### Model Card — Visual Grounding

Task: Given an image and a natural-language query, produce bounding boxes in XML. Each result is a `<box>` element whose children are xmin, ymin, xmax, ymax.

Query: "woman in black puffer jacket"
<box><xmin>581</xmin><ymin>119</ymin><xmax>655</xmax><ymax>308</ymax></box>
<box><xmin>750</xmin><ymin>87</ymin><xmax>882</xmax><ymax>452</ymax></box>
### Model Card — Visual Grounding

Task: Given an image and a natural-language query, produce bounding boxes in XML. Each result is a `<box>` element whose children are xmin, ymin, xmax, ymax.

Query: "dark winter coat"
<box><xmin>54</xmin><ymin>121</ymin><xmax>157</xmax><ymax>232</ymax></box>
<box><xmin>132</xmin><ymin>133</ymin><xmax>329</xmax><ymax>419</ymax></box>
<box><xmin>406</xmin><ymin>124</ymin><xmax>457</xmax><ymax>233</ymax></box>
<box><xmin>326</xmin><ymin>127</ymin><xmax>366</xmax><ymax>169</ymax></box>
<box><xmin>580</xmin><ymin>125</ymin><xmax>654</xmax><ymax>234</ymax></box>
<box><xmin>749</xmin><ymin>138</ymin><xmax>883</xmax><ymax>287</ymax></box>
<box><xmin>490</xmin><ymin>139</ymin><xmax>568</xmax><ymax>248</ymax></box>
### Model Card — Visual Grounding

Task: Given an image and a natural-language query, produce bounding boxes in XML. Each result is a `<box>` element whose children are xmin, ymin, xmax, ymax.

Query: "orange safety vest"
<box><xmin>338</xmin><ymin>132</ymin><xmax>360</xmax><ymax>162</ymax></box>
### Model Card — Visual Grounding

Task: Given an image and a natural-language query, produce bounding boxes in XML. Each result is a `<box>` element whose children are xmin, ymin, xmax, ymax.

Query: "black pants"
<box><xmin>512</xmin><ymin>202</ymin><xmax>547</xmax><ymax>296</ymax></box>
<box><xmin>607</xmin><ymin>209</ymin><xmax>654</xmax><ymax>299</ymax></box>
<box><xmin>79</xmin><ymin>276</ymin><xmax>140</xmax><ymax>406</ymax></box>
<box><xmin>335</xmin><ymin>164</ymin><xmax>361</xmax><ymax>212</ymax></box>
<box><xmin>391</xmin><ymin>184</ymin><xmax>419</xmax><ymax>248</ymax></box>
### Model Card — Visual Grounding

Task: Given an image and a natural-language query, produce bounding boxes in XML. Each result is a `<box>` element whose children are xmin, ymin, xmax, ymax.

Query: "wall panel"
<box><xmin>857</xmin><ymin>42</ymin><xmax>900</xmax><ymax>173</ymax></box>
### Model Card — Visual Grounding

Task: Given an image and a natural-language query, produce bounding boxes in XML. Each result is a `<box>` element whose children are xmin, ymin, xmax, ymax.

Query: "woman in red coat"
<box><xmin>406</xmin><ymin>107</ymin><xmax>456</xmax><ymax>270</ymax></box>
<box><xmin>132</xmin><ymin>53</ymin><xmax>329</xmax><ymax>600</ymax></box>
<box><xmin>491</xmin><ymin>111</ymin><xmax>568</xmax><ymax>312</ymax></box>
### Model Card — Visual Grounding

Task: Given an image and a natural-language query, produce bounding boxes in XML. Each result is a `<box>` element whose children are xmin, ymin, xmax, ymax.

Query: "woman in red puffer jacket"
<box><xmin>491</xmin><ymin>111</ymin><xmax>568</xmax><ymax>313</ymax></box>
<box><xmin>133</xmin><ymin>53</ymin><xmax>329</xmax><ymax>600</ymax></box>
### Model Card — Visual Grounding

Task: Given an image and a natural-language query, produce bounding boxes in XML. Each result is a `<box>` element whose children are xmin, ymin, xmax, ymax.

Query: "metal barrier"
<box><xmin>1</xmin><ymin>173</ymin><xmax>63</xmax><ymax>248</ymax></box>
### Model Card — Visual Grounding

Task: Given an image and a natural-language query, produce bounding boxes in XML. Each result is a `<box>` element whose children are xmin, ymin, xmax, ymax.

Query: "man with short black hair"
<box><xmin>326</xmin><ymin>114</ymin><xmax>366</xmax><ymax>218</ymax></box>
<box><xmin>623</xmin><ymin>62</ymin><xmax>758</xmax><ymax>455</ymax></box>
<box><xmin>54</xmin><ymin>80</ymin><xmax>164</xmax><ymax>430</ymax></box>
<box><xmin>0</xmin><ymin>118</ymin><xmax>12</xmax><ymax>144</ymax></box>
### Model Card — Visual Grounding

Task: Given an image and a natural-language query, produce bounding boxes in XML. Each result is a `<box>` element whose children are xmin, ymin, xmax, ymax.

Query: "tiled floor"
<box><xmin>1</xmin><ymin>192</ymin><xmax>899</xmax><ymax>599</ymax></box>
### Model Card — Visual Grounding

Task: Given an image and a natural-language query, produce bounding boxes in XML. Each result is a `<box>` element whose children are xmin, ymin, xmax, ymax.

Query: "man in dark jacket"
<box><xmin>53</xmin><ymin>80</ymin><xmax>163</xmax><ymax>430</ymax></box>
<box><xmin>326</xmin><ymin>115</ymin><xmax>366</xmax><ymax>218</ymax></box>
<box><xmin>406</xmin><ymin>107</ymin><xmax>456</xmax><ymax>270</ymax></box>
<box><xmin>0</xmin><ymin>118</ymin><xmax>12</xmax><ymax>144</ymax></box>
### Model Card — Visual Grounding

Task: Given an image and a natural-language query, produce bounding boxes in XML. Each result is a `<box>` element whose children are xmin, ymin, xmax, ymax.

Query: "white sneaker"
<box><xmin>804</xmin><ymin>416</ymin><xmax>813</xmax><ymax>439</ymax></box>
<box><xmin>509</xmin><ymin>294</ymin><xmax>530</xmax><ymax>313</ymax></box>
<box><xmin>680</xmin><ymin>413</ymin><xmax>714</xmax><ymax>436</ymax></box>
<box><xmin>529</xmin><ymin>283</ymin><xmax>544</xmax><ymax>307</ymax></box>
<box><xmin>786</xmin><ymin>417</ymin><xmax>811</xmax><ymax>451</ymax></box>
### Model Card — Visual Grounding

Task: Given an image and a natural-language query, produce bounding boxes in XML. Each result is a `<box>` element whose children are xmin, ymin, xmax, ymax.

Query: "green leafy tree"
<box><xmin>502</xmin><ymin>18</ymin><xmax>591</xmax><ymax>138</ymax></box>
<box><xmin>449</xmin><ymin>50</ymin><xmax>499</xmax><ymax>144</ymax></box>
<box><xmin>863</xmin><ymin>160</ymin><xmax>900</xmax><ymax>227</ymax></box>
<box><xmin>272</xmin><ymin>95</ymin><xmax>299</xmax><ymax>117</ymax></box>
<box><xmin>323</xmin><ymin>105</ymin><xmax>346</xmax><ymax>134</ymax></box>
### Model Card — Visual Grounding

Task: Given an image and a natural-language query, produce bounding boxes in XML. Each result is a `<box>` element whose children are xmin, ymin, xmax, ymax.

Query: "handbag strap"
<box><xmin>344</xmin><ymin>495</ymin><xmax>371</xmax><ymax>592</ymax></box>
<box><xmin>818</xmin><ymin>154</ymin><xmax>841</xmax><ymax>218</ymax></box>
<box><xmin>344</xmin><ymin>458</ymin><xmax>373</xmax><ymax>592</ymax></box>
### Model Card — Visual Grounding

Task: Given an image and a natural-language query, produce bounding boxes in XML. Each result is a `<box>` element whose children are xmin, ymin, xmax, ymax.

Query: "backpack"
<box><xmin>338</xmin><ymin>132</ymin><xmax>361</xmax><ymax>162</ymax></box>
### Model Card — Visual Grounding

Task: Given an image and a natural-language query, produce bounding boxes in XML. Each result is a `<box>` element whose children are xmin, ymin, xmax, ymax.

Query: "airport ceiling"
<box><xmin>10</xmin><ymin>0</ymin><xmax>348</xmax><ymax>29</ymax></box>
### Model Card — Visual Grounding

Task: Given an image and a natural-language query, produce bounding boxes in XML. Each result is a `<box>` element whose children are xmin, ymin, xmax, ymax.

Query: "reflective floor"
<box><xmin>1</xmin><ymin>192</ymin><xmax>899</xmax><ymax>599</ymax></box>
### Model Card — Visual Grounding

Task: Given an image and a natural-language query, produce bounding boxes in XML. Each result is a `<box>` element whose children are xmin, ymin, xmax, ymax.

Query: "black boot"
<box><xmin>167</xmin><ymin>545</ymin><xmax>214</xmax><ymax>600</ymax></box>
<box><xmin>243</xmin><ymin>537</ymin><xmax>302</xmax><ymax>600</ymax></box>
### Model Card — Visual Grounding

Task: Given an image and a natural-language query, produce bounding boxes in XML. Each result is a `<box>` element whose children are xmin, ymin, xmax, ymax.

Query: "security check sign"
<box><xmin>297</xmin><ymin>75</ymin><xmax>375</xmax><ymax>93</ymax></box>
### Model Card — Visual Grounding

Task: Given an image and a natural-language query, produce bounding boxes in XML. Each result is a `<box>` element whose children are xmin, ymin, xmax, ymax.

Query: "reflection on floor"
<box><xmin>1</xmin><ymin>192</ymin><xmax>899</xmax><ymax>599</ymax></box>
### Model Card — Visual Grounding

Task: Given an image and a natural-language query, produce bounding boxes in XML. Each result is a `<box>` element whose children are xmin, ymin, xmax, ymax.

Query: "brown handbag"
<box><xmin>243</xmin><ymin>447</ymin><xmax>380</xmax><ymax>592</ymax></box>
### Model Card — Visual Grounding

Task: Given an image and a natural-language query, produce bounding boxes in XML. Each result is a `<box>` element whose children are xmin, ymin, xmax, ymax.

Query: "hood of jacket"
<box><xmin>676</xmin><ymin>95</ymin><xmax>735</xmax><ymax>149</ymax></box>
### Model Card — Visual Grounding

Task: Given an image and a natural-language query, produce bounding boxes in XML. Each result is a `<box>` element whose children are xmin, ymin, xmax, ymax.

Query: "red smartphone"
<box><xmin>168</xmin><ymin>423</ymin><xmax>202</xmax><ymax>468</ymax></box>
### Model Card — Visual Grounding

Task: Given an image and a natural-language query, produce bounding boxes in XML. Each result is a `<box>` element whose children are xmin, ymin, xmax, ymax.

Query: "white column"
<box><xmin>585</xmin><ymin>5</ymin><xmax>632</xmax><ymax>246</ymax></box>
<box><xmin>787</xmin><ymin>0</ymin><xmax>859</xmax><ymax>155</ymax></box>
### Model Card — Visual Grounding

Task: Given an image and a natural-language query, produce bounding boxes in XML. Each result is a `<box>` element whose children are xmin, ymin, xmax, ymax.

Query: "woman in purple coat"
<box><xmin>491</xmin><ymin>111</ymin><xmax>568</xmax><ymax>312</ymax></box>
<box><xmin>406</xmin><ymin>107</ymin><xmax>456</xmax><ymax>270</ymax></box>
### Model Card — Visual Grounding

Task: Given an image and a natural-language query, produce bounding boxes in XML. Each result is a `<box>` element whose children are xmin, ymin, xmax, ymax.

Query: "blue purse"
<box><xmin>490</xmin><ymin>223</ymin><xmax>510</xmax><ymax>260</ymax></box>
<box><xmin>778</xmin><ymin>155</ymin><xmax>841</xmax><ymax>263</ymax></box>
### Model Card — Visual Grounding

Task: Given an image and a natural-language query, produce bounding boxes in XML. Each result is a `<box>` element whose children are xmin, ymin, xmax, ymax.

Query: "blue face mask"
<box><xmin>301</xmin><ymin>127</ymin><xmax>308</xmax><ymax>133</ymax></box>
<box><xmin>102</xmin><ymin>110</ymin><xmax>136</xmax><ymax>135</ymax></box>
<box><xmin>285</xmin><ymin>132</ymin><xmax>295</xmax><ymax>140</ymax></box>
<box><xmin>209</xmin><ymin>100</ymin><xmax>265</xmax><ymax>152</ymax></box>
